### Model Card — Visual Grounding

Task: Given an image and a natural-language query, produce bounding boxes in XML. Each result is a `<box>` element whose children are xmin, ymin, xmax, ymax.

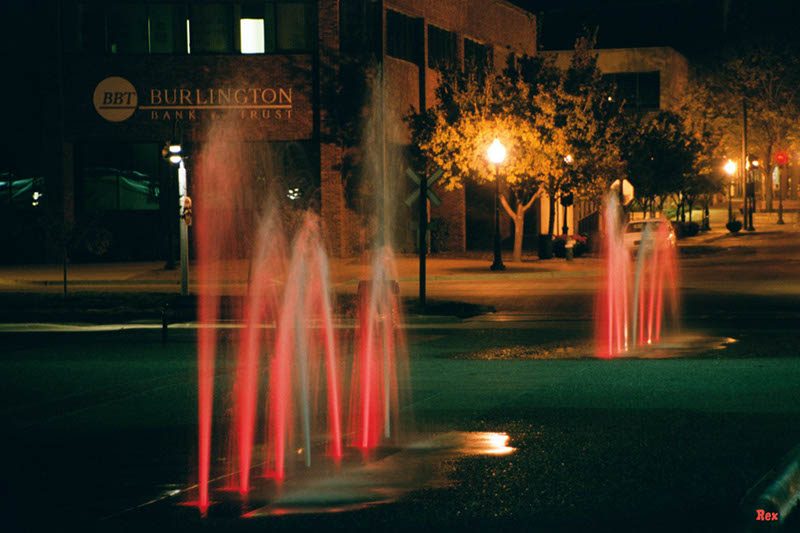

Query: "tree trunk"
<box><xmin>501</xmin><ymin>192</ymin><xmax>538</xmax><ymax>264</ymax></box>
<box><xmin>548</xmin><ymin>194</ymin><xmax>556</xmax><ymax>236</ymax></box>
<box><xmin>688</xmin><ymin>201</ymin><xmax>693</xmax><ymax>223</ymax></box>
<box><xmin>513</xmin><ymin>206</ymin><xmax>525</xmax><ymax>263</ymax></box>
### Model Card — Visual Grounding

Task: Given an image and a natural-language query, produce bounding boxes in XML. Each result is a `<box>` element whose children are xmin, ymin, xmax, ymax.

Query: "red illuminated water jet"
<box><xmin>596</xmin><ymin>196</ymin><xmax>678</xmax><ymax>358</ymax></box>
<box><xmin>349</xmin><ymin>248</ymin><xmax>408</xmax><ymax>451</ymax></box>
<box><xmin>265</xmin><ymin>216</ymin><xmax>343</xmax><ymax>482</ymax></box>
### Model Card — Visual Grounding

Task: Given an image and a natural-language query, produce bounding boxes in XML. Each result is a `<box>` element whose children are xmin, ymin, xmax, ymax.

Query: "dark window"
<box><xmin>386</xmin><ymin>9</ymin><xmax>422</xmax><ymax>64</ymax></box>
<box><xmin>427</xmin><ymin>25</ymin><xmax>457</xmax><ymax>70</ymax></box>
<box><xmin>66</xmin><ymin>2</ymin><xmax>312</xmax><ymax>55</ymax></box>
<box><xmin>0</xmin><ymin>174</ymin><xmax>46</xmax><ymax>210</ymax></box>
<box><xmin>189</xmin><ymin>4</ymin><xmax>234</xmax><ymax>53</ymax></box>
<box><xmin>637</xmin><ymin>71</ymin><xmax>660</xmax><ymax>109</ymax></box>
<box><xmin>464</xmin><ymin>38</ymin><xmax>493</xmax><ymax>76</ymax></box>
<box><xmin>339</xmin><ymin>0</ymin><xmax>380</xmax><ymax>57</ymax></box>
<box><xmin>73</xmin><ymin>3</ymin><xmax>106</xmax><ymax>53</ymax></box>
<box><xmin>79</xmin><ymin>144</ymin><xmax>160</xmax><ymax>211</ymax></box>
<box><xmin>107</xmin><ymin>4</ymin><xmax>148</xmax><ymax>53</ymax></box>
<box><xmin>603</xmin><ymin>71</ymin><xmax>661</xmax><ymax>111</ymax></box>
<box><xmin>149</xmin><ymin>4</ymin><xmax>180</xmax><ymax>53</ymax></box>
<box><xmin>276</xmin><ymin>3</ymin><xmax>309</xmax><ymax>50</ymax></box>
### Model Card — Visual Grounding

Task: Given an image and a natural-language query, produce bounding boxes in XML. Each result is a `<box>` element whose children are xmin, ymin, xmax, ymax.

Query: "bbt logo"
<box><xmin>93</xmin><ymin>76</ymin><xmax>138</xmax><ymax>122</ymax></box>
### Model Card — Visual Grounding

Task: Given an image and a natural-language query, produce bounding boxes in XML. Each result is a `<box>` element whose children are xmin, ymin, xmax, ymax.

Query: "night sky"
<box><xmin>512</xmin><ymin>0</ymin><xmax>800</xmax><ymax>60</ymax></box>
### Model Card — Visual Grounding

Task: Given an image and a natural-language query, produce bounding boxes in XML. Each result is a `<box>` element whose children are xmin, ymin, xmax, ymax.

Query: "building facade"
<box><xmin>1</xmin><ymin>0</ymin><xmax>536</xmax><ymax>263</ymax></box>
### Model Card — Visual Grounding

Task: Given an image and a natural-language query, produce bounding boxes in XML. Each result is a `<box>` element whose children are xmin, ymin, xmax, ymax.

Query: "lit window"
<box><xmin>240</xmin><ymin>18</ymin><xmax>265</xmax><ymax>53</ymax></box>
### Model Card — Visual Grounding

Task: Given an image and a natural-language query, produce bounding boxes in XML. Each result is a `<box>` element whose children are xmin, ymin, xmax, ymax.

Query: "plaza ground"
<box><xmin>1</xmin><ymin>207</ymin><xmax>800</xmax><ymax>532</ymax></box>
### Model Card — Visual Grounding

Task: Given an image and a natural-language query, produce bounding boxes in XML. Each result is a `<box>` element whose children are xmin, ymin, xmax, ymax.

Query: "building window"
<box><xmin>240</xmin><ymin>5</ymin><xmax>266</xmax><ymax>54</ymax></box>
<box><xmin>0</xmin><ymin>174</ymin><xmax>46</xmax><ymax>210</ymax></box>
<box><xmin>428</xmin><ymin>25</ymin><xmax>457</xmax><ymax>71</ymax></box>
<box><xmin>464</xmin><ymin>38</ymin><xmax>493</xmax><ymax>76</ymax></box>
<box><xmin>386</xmin><ymin>9</ymin><xmax>422</xmax><ymax>64</ymax></box>
<box><xmin>107</xmin><ymin>4</ymin><xmax>148</xmax><ymax>53</ymax></box>
<box><xmin>79</xmin><ymin>144</ymin><xmax>160</xmax><ymax>211</ymax></box>
<box><xmin>148</xmin><ymin>4</ymin><xmax>179</xmax><ymax>54</ymax></box>
<box><xmin>188</xmin><ymin>4</ymin><xmax>234</xmax><ymax>54</ymax></box>
<box><xmin>68</xmin><ymin>3</ymin><xmax>106</xmax><ymax>53</ymax></box>
<box><xmin>238</xmin><ymin>2</ymin><xmax>313</xmax><ymax>53</ymax></box>
<box><xmin>340</xmin><ymin>0</ymin><xmax>379</xmax><ymax>57</ymax></box>
<box><xmin>66</xmin><ymin>2</ymin><xmax>312</xmax><ymax>55</ymax></box>
<box><xmin>276</xmin><ymin>3</ymin><xmax>310</xmax><ymax>51</ymax></box>
<box><xmin>603</xmin><ymin>71</ymin><xmax>661</xmax><ymax>111</ymax></box>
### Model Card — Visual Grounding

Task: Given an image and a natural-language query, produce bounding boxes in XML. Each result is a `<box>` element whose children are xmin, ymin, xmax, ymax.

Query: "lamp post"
<box><xmin>488</xmin><ymin>138</ymin><xmax>506</xmax><ymax>271</ymax></box>
<box><xmin>562</xmin><ymin>155</ymin><xmax>573</xmax><ymax>235</ymax></box>
<box><xmin>725</xmin><ymin>159</ymin><xmax>736</xmax><ymax>223</ymax></box>
<box><xmin>747</xmin><ymin>156</ymin><xmax>758</xmax><ymax>231</ymax></box>
<box><xmin>776</xmin><ymin>151</ymin><xmax>787</xmax><ymax>225</ymax></box>
<box><xmin>164</xmin><ymin>143</ymin><xmax>189</xmax><ymax>296</ymax></box>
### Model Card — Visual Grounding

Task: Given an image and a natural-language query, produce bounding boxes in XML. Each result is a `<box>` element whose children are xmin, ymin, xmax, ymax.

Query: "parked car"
<box><xmin>624</xmin><ymin>218</ymin><xmax>676</xmax><ymax>252</ymax></box>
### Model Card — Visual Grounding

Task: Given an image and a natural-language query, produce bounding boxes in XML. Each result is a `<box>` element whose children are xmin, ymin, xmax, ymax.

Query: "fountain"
<box><xmin>596</xmin><ymin>194</ymin><xmax>679</xmax><ymax>358</ymax></box>
<box><xmin>190</xmin><ymin>115</ymin><xmax>409</xmax><ymax>514</ymax></box>
<box><xmin>265</xmin><ymin>215</ymin><xmax>343</xmax><ymax>482</ymax></box>
<box><xmin>349</xmin><ymin>247</ymin><xmax>408</xmax><ymax>451</ymax></box>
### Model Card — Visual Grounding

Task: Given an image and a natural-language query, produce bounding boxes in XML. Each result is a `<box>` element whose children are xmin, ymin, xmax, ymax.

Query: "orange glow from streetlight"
<box><xmin>724</xmin><ymin>160</ymin><xmax>736</xmax><ymax>175</ymax></box>
<box><xmin>487</xmin><ymin>138</ymin><xmax>506</xmax><ymax>164</ymax></box>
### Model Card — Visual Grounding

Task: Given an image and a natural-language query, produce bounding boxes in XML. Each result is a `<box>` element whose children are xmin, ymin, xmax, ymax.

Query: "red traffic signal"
<box><xmin>776</xmin><ymin>151</ymin><xmax>789</xmax><ymax>165</ymax></box>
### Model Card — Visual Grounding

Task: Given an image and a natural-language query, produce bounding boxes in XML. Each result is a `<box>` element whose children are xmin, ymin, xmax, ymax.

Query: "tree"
<box><xmin>407</xmin><ymin>67</ymin><xmax>547</xmax><ymax>262</ymax></box>
<box><xmin>517</xmin><ymin>32</ymin><xmax>626</xmax><ymax>241</ymax></box>
<box><xmin>702</xmin><ymin>44</ymin><xmax>800</xmax><ymax>210</ymax></box>
<box><xmin>625</xmin><ymin>111</ymin><xmax>700</xmax><ymax>220</ymax></box>
<box><xmin>557</xmin><ymin>34</ymin><xmax>627</xmax><ymax>208</ymax></box>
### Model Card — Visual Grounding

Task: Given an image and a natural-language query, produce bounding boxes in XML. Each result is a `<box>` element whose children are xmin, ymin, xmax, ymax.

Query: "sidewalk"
<box><xmin>0</xmin><ymin>253</ymin><xmax>601</xmax><ymax>295</ymax></box>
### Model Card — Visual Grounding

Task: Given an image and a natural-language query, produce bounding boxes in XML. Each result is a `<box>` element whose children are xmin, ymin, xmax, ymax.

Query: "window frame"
<box><xmin>65</xmin><ymin>2</ymin><xmax>315</xmax><ymax>56</ymax></box>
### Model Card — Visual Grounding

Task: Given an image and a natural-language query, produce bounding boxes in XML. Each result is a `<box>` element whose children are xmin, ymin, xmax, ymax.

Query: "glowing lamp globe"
<box><xmin>724</xmin><ymin>160</ymin><xmax>736</xmax><ymax>176</ymax></box>
<box><xmin>487</xmin><ymin>139</ymin><xmax>506</xmax><ymax>164</ymax></box>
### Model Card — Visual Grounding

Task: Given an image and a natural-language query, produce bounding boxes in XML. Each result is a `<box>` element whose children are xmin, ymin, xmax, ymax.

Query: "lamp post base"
<box><xmin>490</xmin><ymin>260</ymin><xmax>506</xmax><ymax>271</ymax></box>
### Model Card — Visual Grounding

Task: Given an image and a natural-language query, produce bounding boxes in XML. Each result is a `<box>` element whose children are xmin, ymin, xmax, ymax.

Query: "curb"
<box><xmin>741</xmin><ymin>444</ymin><xmax>800</xmax><ymax>530</ymax></box>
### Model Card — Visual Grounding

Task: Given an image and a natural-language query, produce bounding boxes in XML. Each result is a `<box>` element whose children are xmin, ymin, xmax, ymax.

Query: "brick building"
<box><xmin>1</xmin><ymin>1</ymin><xmax>536</xmax><ymax>263</ymax></box>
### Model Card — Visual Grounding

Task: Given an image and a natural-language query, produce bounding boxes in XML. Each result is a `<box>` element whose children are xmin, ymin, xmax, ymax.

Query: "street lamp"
<box><xmin>164</xmin><ymin>142</ymin><xmax>190</xmax><ymax>296</ymax></box>
<box><xmin>487</xmin><ymin>138</ymin><xmax>506</xmax><ymax>271</ymax></box>
<box><xmin>725</xmin><ymin>159</ymin><xmax>736</xmax><ymax>223</ymax></box>
<box><xmin>562</xmin><ymin>155</ymin><xmax>574</xmax><ymax>235</ymax></box>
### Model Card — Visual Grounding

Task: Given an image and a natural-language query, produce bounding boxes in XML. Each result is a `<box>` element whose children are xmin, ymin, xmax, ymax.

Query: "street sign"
<box><xmin>405</xmin><ymin>168</ymin><xmax>443</xmax><ymax>207</ymax></box>
<box><xmin>404</xmin><ymin>168</ymin><xmax>444</xmax><ymax>306</ymax></box>
<box><xmin>610</xmin><ymin>179</ymin><xmax>634</xmax><ymax>205</ymax></box>
<box><xmin>776</xmin><ymin>151</ymin><xmax>788</xmax><ymax>165</ymax></box>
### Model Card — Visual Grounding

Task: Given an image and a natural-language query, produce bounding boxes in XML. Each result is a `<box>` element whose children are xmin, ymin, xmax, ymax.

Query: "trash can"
<box><xmin>565</xmin><ymin>238</ymin><xmax>575</xmax><ymax>261</ymax></box>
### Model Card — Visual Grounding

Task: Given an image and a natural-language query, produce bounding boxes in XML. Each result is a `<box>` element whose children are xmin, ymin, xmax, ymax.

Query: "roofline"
<box><xmin>494</xmin><ymin>0</ymin><xmax>538</xmax><ymax>20</ymax></box>
<box><xmin>540</xmin><ymin>45</ymin><xmax>685</xmax><ymax>56</ymax></box>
